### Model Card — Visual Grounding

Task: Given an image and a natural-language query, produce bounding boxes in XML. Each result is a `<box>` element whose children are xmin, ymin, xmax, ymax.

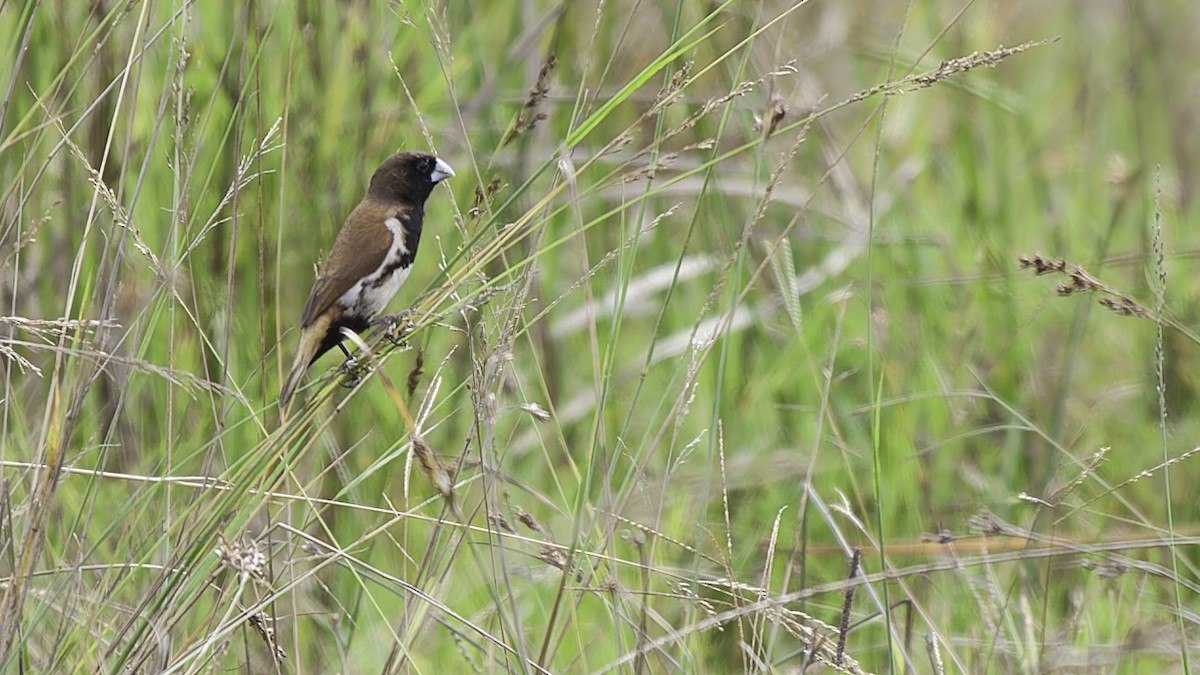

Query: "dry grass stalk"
<box><xmin>906</xmin><ymin>41</ymin><xmax>1056</xmax><ymax>90</ymax></box>
<box><xmin>0</xmin><ymin>316</ymin><xmax>117</xmax><ymax>375</ymax></box>
<box><xmin>517</xmin><ymin>402</ymin><xmax>551</xmax><ymax>422</ymax></box>
<box><xmin>412</xmin><ymin>433</ymin><xmax>454</xmax><ymax>499</ymax></box>
<box><xmin>1058</xmin><ymin>445</ymin><xmax>1200</xmax><ymax>522</ymax></box>
<box><xmin>925</xmin><ymin>632</ymin><xmax>945</xmax><ymax>675</ymax></box>
<box><xmin>515</xmin><ymin>506</ymin><xmax>544</xmax><ymax>534</ymax></box>
<box><xmin>840</xmin><ymin>38</ymin><xmax>1057</xmax><ymax>109</ymax></box>
<box><xmin>405</xmin><ymin>347</ymin><xmax>425</xmax><ymax>398</ymax></box>
<box><xmin>503</xmin><ymin>53</ymin><xmax>557</xmax><ymax>145</ymax></box>
<box><xmin>249</xmin><ymin>611</ymin><xmax>286</xmax><ymax>662</ymax></box>
<box><xmin>537</xmin><ymin>545</ymin><xmax>572</xmax><ymax>576</ymax></box>
<box><xmin>48</xmin><ymin>108</ymin><xmax>162</xmax><ymax>274</ymax></box>
<box><xmin>488</xmin><ymin>513</ymin><xmax>516</xmax><ymax>533</ymax></box>
<box><xmin>1018</xmin><ymin>253</ymin><xmax>1154</xmax><ymax>319</ymax></box>
<box><xmin>214</xmin><ymin>536</ymin><xmax>269</xmax><ymax>587</ymax></box>
<box><xmin>836</xmin><ymin>547</ymin><xmax>861</xmax><ymax>665</ymax></box>
<box><xmin>653</xmin><ymin>60</ymin><xmax>693</xmax><ymax>109</ymax></box>
<box><xmin>753</xmin><ymin>73</ymin><xmax>788</xmax><ymax>140</ymax></box>
<box><xmin>1043</xmin><ymin>446</ymin><xmax>1110</xmax><ymax>506</ymax></box>
<box><xmin>468</xmin><ymin>174</ymin><xmax>503</xmax><ymax>219</ymax></box>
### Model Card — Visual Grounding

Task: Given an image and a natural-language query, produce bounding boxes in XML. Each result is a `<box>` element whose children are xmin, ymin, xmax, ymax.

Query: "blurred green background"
<box><xmin>1</xmin><ymin>0</ymin><xmax>1198</xmax><ymax>672</ymax></box>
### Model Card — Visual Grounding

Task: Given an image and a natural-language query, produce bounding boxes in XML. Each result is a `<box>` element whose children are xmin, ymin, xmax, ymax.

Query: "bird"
<box><xmin>280</xmin><ymin>150</ymin><xmax>454</xmax><ymax>411</ymax></box>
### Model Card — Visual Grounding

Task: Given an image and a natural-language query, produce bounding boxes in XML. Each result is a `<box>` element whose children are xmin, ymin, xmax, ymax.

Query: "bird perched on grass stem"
<box><xmin>280</xmin><ymin>151</ymin><xmax>454</xmax><ymax>412</ymax></box>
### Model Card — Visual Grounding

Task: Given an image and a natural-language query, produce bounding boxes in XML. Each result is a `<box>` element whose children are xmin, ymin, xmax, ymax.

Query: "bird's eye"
<box><xmin>417</xmin><ymin>157</ymin><xmax>432</xmax><ymax>173</ymax></box>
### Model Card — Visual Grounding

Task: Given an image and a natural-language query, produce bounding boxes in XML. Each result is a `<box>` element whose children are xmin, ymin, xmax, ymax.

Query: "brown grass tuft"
<box><xmin>1018</xmin><ymin>253</ymin><xmax>1154</xmax><ymax>319</ymax></box>
<box><xmin>503</xmin><ymin>53</ymin><xmax>557</xmax><ymax>146</ymax></box>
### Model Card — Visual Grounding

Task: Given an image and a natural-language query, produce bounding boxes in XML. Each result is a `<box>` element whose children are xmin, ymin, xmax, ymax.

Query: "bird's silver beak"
<box><xmin>431</xmin><ymin>157</ymin><xmax>455</xmax><ymax>182</ymax></box>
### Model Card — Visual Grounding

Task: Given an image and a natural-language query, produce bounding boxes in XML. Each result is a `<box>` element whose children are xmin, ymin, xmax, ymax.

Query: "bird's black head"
<box><xmin>367</xmin><ymin>151</ymin><xmax>455</xmax><ymax>204</ymax></box>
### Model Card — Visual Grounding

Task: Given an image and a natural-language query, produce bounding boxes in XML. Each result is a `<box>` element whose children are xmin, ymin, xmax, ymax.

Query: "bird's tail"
<box><xmin>279</xmin><ymin>360</ymin><xmax>307</xmax><ymax>415</ymax></box>
<box><xmin>279</xmin><ymin>317</ymin><xmax>329</xmax><ymax>415</ymax></box>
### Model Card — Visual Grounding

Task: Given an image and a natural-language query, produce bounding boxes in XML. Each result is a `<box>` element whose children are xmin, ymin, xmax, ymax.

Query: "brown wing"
<box><xmin>299</xmin><ymin>199</ymin><xmax>400</xmax><ymax>328</ymax></box>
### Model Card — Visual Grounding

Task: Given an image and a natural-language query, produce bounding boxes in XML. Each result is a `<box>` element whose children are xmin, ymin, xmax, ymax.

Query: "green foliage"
<box><xmin>1</xmin><ymin>1</ymin><xmax>1198</xmax><ymax>672</ymax></box>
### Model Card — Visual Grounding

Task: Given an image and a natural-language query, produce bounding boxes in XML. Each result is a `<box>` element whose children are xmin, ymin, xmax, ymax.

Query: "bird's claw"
<box><xmin>339</xmin><ymin>357</ymin><xmax>363</xmax><ymax>388</ymax></box>
<box><xmin>376</xmin><ymin>312</ymin><xmax>415</xmax><ymax>347</ymax></box>
<box><xmin>386</xmin><ymin>320</ymin><xmax>405</xmax><ymax>346</ymax></box>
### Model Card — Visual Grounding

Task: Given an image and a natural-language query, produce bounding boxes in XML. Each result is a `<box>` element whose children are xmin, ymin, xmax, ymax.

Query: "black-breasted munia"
<box><xmin>280</xmin><ymin>151</ymin><xmax>454</xmax><ymax>411</ymax></box>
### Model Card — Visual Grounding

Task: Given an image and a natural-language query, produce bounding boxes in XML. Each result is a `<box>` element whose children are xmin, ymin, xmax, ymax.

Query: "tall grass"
<box><xmin>1</xmin><ymin>0</ymin><xmax>1198</xmax><ymax>672</ymax></box>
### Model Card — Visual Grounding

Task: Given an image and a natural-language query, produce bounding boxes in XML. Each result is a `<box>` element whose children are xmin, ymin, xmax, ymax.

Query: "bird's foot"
<box><xmin>339</xmin><ymin>356</ymin><xmax>364</xmax><ymax>389</ymax></box>
<box><xmin>374</xmin><ymin>311</ymin><xmax>415</xmax><ymax>347</ymax></box>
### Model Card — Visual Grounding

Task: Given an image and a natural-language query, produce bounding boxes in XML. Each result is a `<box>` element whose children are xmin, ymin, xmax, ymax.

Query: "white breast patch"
<box><xmin>337</xmin><ymin>216</ymin><xmax>412</xmax><ymax>319</ymax></box>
